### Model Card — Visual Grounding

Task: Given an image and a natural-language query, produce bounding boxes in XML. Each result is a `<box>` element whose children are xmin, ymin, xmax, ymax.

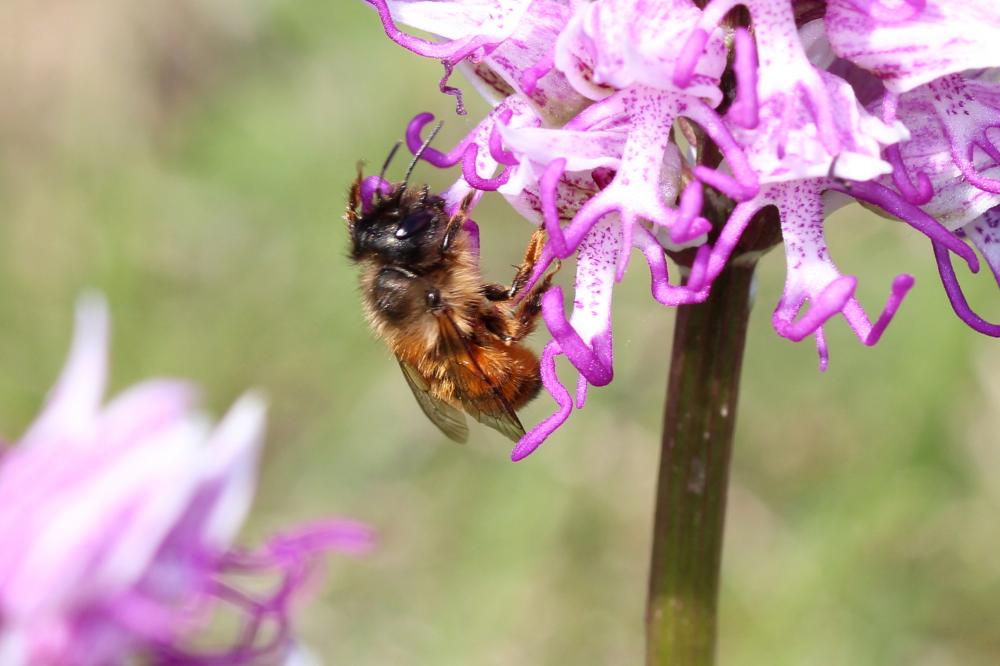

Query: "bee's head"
<box><xmin>349</xmin><ymin>185</ymin><xmax>450</xmax><ymax>268</ymax></box>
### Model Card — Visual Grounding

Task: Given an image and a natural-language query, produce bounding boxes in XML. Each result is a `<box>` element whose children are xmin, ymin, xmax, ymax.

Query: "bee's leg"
<box><xmin>483</xmin><ymin>284</ymin><xmax>510</xmax><ymax>301</ymax></box>
<box><xmin>509</xmin><ymin>226</ymin><xmax>549</xmax><ymax>300</ymax></box>
<box><xmin>441</xmin><ymin>191</ymin><xmax>477</xmax><ymax>252</ymax></box>
<box><xmin>504</xmin><ymin>260</ymin><xmax>559</xmax><ymax>341</ymax></box>
<box><xmin>488</xmin><ymin>255</ymin><xmax>560</xmax><ymax>342</ymax></box>
<box><xmin>484</xmin><ymin>226</ymin><xmax>549</xmax><ymax>302</ymax></box>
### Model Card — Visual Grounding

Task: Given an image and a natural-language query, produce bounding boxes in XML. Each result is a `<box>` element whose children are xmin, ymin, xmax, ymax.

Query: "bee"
<box><xmin>345</xmin><ymin>132</ymin><xmax>557</xmax><ymax>443</ymax></box>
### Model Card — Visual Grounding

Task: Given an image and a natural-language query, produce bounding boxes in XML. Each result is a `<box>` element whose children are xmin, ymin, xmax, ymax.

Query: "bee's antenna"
<box><xmin>402</xmin><ymin>121</ymin><xmax>444</xmax><ymax>190</ymax></box>
<box><xmin>375</xmin><ymin>141</ymin><xmax>403</xmax><ymax>203</ymax></box>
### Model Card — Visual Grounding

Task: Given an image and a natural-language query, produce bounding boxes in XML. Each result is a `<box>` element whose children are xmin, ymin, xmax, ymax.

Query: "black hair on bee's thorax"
<box><xmin>371</xmin><ymin>266</ymin><xmax>424</xmax><ymax>325</ymax></box>
<box><xmin>349</xmin><ymin>185</ymin><xmax>451</xmax><ymax>269</ymax></box>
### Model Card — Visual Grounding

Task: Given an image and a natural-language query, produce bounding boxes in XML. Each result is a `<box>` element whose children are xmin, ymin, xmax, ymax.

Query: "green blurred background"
<box><xmin>1</xmin><ymin>1</ymin><xmax>998</xmax><ymax>664</ymax></box>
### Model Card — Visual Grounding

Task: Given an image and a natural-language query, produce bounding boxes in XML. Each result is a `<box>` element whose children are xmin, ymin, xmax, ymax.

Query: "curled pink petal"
<box><xmin>766</xmin><ymin>181</ymin><xmax>920</xmax><ymax>366</ymax></box>
<box><xmin>512</xmin><ymin>342</ymin><xmax>573</xmax><ymax>461</ymax></box>
<box><xmin>838</xmin><ymin>179</ymin><xmax>979</xmax><ymax>272</ymax></box>
<box><xmin>702</xmin><ymin>198</ymin><xmax>768</xmax><ymax>287</ymax></box>
<box><xmin>684</xmin><ymin>98</ymin><xmax>759</xmax><ymax>200</ymax></box>
<box><xmin>463</xmin><ymin>219</ymin><xmax>481</xmax><ymax>258</ymax></box>
<box><xmin>461</xmin><ymin>144</ymin><xmax>511</xmax><ymax>191</ymax></box>
<box><xmin>885</xmin><ymin>143</ymin><xmax>933</xmax><ymax>205</ymax></box>
<box><xmin>541</xmin><ymin>287</ymin><xmax>613</xmax><ymax>387</ymax></box>
<box><xmin>408</xmin><ymin>99</ymin><xmax>542</xmax><ymax>194</ymax></box>
<box><xmin>864</xmin><ymin>274</ymin><xmax>916</xmax><ymax>345</ymax></box>
<box><xmin>673</xmin><ymin>28</ymin><xmax>710</xmax><ymax>88</ymax></box>
<box><xmin>365</xmin><ymin>0</ymin><xmax>493</xmax><ymax>60</ymax></box>
<box><xmin>519</xmin><ymin>47</ymin><xmax>555</xmax><ymax>95</ymax></box>
<box><xmin>933</xmin><ymin>241</ymin><xmax>1000</xmax><ymax>337</ymax></box>
<box><xmin>540</xmin><ymin>158</ymin><xmax>570</xmax><ymax>257</ymax></box>
<box><xmin>256</xmin><ymin>519</ymin><xmax>376</xmax><ymax>561</ymax></box>
<box><xmin>488</xmin><ymin>109</ymin><xmax>519</xmax><ymax>166</ymax></box>
<box><xmin>360</xmin><ymin>177</ymin><xmax>393</xmax><ymax>214</ymax></box>
<box><xmin>668</xmin><ymin>182</ymin><xmax>708</xmax><ymax>244</ymax></box>
<box><xmin>634</xmin><ymin>226</ymin><xmax>709</xmax><ymax>306</ymax></box>
<box><xmin>774</xmin><ymin>275</ymin><xmax>858</xmax><ymax>342</ymax></box>
<box><xmin>406</xmin><ymin>113</ymin><xmax>469</xmax><ymax>167</ymax></box>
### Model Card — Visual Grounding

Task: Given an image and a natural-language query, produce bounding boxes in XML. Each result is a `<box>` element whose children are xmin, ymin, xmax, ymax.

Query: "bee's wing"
<box><xmin>436</xmin><ymin>313</ymin><xmax>527</xmax><ymax>443</ymax></box>
<box><xmin>398</xmin><ymin>360</ymin><xmax>469</xmax><ymax>443</ymax></box>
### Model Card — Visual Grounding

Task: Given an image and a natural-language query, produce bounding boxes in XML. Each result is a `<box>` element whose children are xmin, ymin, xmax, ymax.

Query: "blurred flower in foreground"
<box><xmin>367</xmin><ymin>0</ymin><xmax>1000</xmax><ymax>459</ymax></box>
<box><xmin>0</xmin><ymin>295</ymin><xmax>373</xmax><ymax>665</ymax></box>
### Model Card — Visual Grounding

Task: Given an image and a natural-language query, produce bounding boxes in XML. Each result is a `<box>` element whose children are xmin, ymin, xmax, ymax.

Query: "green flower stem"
<box><xmin>645</xmin><ymin>260</ymin><xmax>756</xmax><ymax>666</ymax></box>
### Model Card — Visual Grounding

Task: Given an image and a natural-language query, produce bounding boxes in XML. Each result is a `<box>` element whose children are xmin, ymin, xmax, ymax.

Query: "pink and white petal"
<box><xmin>677</xmin><ymin>0</ymin><xmax>844</xmax><ymax>154</ymax></box>
<box><xmin>553</xmin><ymin>4</ymin><xmax>614</xmax><ymax>101</ymax></box>
<box><xmin>171</xmin><ymin>393</ymin><xmax>267</xmax><ymax>553</ymax></box>
<box><xmin>549</xmin><ymin>88</ymin><xmax>684</xmax><ymax>270</ymax></box>
<box><xmin>567</xmin><ymin>217</ymin><xmax>619</xmax><ymax>364</ymax></box>
<box><xmin>498</xmin><ymin>125</ymin><xmax>625</xmax><ymax>173</ymax></box>
<box><xmin>570</xmin><ymin>0</ymin><xmax>726</xmax><ymax>103</ymax></box>
<box><xmin>540</xmin><ymin>218</ymin><xmax>618</xmax><ymax>386</ymax></box>
<box><xmin>962</xmin><ymin>206</ymin><xmax>1000</xmax><ymax>285</ymax></box>
<box><xmin>19</xmin><ymin>294</ymin><xmax>109</xmax><ymax>452</ymax></box>
<box><xmin>368</xmin><ymin>0</ymin><xmax>538</xmax><ymax>111</ymax></box>
<box><xmin>469</xmin><ymin>1</ymin><xmax>590</xmax><ymax>123</ymax></box>
<box><xmin>768</xmin><ymin>181</ymin><xmax>914</xmax><ymax>369</ymax></box>
<box><xmin>514</xmin><ymin>218</ymin><xmax>621</xmax><ymax>460</ymax></box>
<box><xmin>410</xmin><ymin>96</ymin><xmax>542</xmax><ymax>196</ymax></box>
<box><xmin>923</xmin><ymin>76</ymin><xmax>1000</xmax><ymax>207</ymax></box>
<box><xmin>0</xmin><ymin>419</ymin><xmax>206</xmax><ymax>619</ymax></box>
<box><xmin>98</xmin><ymin>381</ymin><xmax>199</xmax><ymax>452</ymax></box>
<box><xmin>892</xmin><ymin>77</ymin><xmax>1000</xmax><ymax>228</ymax></box>
<box><xmin>504</xmin><ymin>169</ymin><xmax>600</xmax><ymax>229</ymax></box>
<box><xmin>631</xmin><ymin>0</ymin><xmax>727</xmax><ymax>104</ymax></box>
<box><xmin>736</xmin><ymin>66</ymin><xmax>905</xmax><ymax>184</ymax></box>
<box><xmin>456</xmin><ymin>60</ymin><xmax>516</xmax><ymax>108</ymax></box>
<box><xmin>376</xmin><ymin>0</ymin><xmax>534</xmax><ymax>53</ymax></box>
<box><xmin>826</xmin><ymin>0</ymin><xmax>1000</xmax><ymax>94</ymax></box>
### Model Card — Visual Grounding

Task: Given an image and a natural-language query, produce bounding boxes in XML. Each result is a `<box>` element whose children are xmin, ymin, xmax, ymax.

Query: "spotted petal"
<box><xmin>826</xmin><ymin>0</ymin><xmax>1000</xmax><ymax>94</ymax></box>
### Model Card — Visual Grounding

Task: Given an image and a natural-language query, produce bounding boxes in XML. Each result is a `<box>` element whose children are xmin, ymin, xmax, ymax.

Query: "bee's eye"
<box><xmin>395</xmin><ymin>212</ymin><xmax>433</xmax><ymax>239</ymax></box>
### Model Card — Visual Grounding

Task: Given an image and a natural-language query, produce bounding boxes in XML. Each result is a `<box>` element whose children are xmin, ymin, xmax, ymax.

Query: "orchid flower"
<box><xmin>365</xmin><ymin>0</ymin><xmax>1000</xmax><ymax>458</ymax></box>
<box><xmin>0</xmin><ymin>295</ymin><xmax>373</xmax><ymax>665</ymax></box>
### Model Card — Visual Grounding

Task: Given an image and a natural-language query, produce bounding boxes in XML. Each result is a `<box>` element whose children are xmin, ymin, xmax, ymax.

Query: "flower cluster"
<box><xmin>0</xmin><ymin>296</ymin><xmax>373</xmax><ymax>665</ymax></box>
<box><xmin>367</xmin><ymin>0</ymin><xmax>1000</xmax><ymax>459</ymax></box>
